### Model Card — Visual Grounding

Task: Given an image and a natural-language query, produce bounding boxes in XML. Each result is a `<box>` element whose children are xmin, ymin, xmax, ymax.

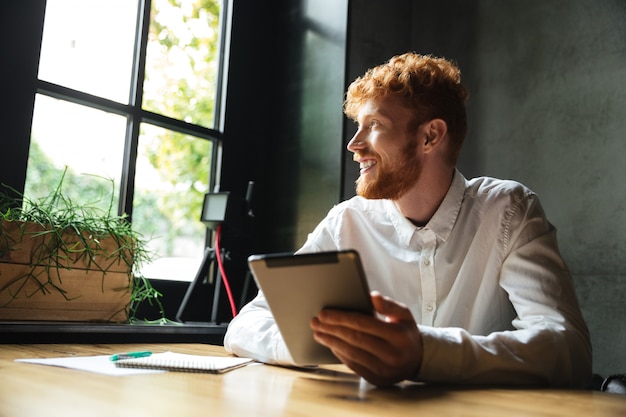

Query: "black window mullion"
<box><xmin>213</xmin><ymin>0</ymin><xmax>231</xmax><ymax>133</ymax></box>
<box><xmin>35</xmin><ymin>79</ymin><xmax>221</xmax><ymax>143</ymax></box>
<box><xmin>35</xmin><ymin>80</ymin><xmax>131</xmax><ymax>117</ymax></box>
<box><xmin>140</xmin><ymin>110</ymin><xmax>222</xmax><ymax>142</ymax></box>
<box><xmin>119</xmin><ymin>0</ymin><xmax>152</xmax><ymax>220</ymax></box>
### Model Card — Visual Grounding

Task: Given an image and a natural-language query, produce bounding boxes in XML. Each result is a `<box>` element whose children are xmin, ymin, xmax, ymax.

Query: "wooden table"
<box><xmin>1</xmin><ymin>343</ymin><xmax>625</xmax><ymax>417</ymax></box>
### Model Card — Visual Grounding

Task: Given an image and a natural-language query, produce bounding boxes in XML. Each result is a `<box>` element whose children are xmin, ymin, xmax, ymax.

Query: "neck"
<box><xmin>393</xmin><ymin>168</ymin><xmax>455</xmax><ymax>226</ymax></box>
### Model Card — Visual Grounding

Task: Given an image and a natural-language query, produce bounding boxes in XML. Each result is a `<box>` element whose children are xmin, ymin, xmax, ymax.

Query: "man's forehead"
<box><xmin>357</xmin><ymin>95</ymin><xmax>412</xmax><ymax>122</ymax></box>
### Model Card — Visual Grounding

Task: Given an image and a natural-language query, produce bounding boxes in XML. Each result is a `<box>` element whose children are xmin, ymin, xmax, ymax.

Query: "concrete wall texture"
<box><xmin>462</xmin><ymin>0</ymin><xmax>626</xmax><ymax>379</ymax></box>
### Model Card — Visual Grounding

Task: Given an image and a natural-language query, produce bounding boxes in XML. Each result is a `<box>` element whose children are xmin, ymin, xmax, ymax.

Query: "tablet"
<box><xmin>247</xmin><ymin>250</ymin><xmax>373</xmax><ymax>366</ymax></box>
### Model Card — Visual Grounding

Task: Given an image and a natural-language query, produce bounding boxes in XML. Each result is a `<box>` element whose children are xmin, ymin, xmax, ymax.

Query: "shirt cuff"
<box><xmin>414</xmin><ymin>325</ymin><xmax>464</xmax><ymax>382</ymax></box>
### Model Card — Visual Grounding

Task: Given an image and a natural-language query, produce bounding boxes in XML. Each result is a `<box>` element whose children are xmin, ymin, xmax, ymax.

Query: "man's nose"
<box><xmin>347</xmin><ymin>130</ymin><xmax>366</xmax><ymax>152</ymax></box>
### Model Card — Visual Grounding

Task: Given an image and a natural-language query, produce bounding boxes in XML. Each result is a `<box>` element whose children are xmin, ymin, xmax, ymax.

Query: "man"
<box><xmin>224</xmin><ymin>52</ymin><xmax>592</xmax><ymax>388</ymax></box>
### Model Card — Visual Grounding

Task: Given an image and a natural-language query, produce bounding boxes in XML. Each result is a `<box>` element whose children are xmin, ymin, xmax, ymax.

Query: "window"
<box><xmin>26</xmin><ymin>0</ymin><xmax>229</xmax><ymax>281</ymax></box>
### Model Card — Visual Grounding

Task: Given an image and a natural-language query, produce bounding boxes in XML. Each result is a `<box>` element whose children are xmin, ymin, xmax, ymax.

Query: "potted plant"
<box><xmin>0</xmin><ymin>169</ymin><xmax>162</xmax><ymax>322</ymax></box>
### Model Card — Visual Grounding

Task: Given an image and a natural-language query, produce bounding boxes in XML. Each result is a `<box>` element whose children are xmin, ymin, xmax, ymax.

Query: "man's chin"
<box><xmin>356</xmin><ymin>177</ymin><xmax>413</xmax><ymax>200</ymax></box>
<box><xmin>356</xmin><ymin>179</ymin><xmax>386</xmax><ymax>200</ymax></box>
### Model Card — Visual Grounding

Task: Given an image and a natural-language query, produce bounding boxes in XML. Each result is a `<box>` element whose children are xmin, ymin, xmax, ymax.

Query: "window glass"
<box><xmin>27</xmin><ymin>0</ymin><xmax>223</xmax><ymax>283</ymax></box>
<box><xmin>133</xmin><ymin>124</ymin><xmax>212</xmax><ymax>281</ymax></box>
<box><xmin>25</xmin><ymin>94</ymin><xmax>126</xmax><ymax>208</ymax></box>
<box><xmin>38</xmin><ymin>0</ymin><xmax>138</xmax><ymax>103</ymax></box>
<box><xmin>143</xmin><ymin>0</ymin><xmax>221</xmax><ymax>128</ymax></box>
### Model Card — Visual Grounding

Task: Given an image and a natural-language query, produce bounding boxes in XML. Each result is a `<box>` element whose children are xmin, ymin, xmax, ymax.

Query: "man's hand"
<box><xmin>310</xmin><ymin>291</ymin><xmax>423</xmax><ymax>387</ymax></box>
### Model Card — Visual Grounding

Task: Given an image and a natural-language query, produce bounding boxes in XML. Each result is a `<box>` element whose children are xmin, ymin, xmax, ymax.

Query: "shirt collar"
<box><xmin>427</xmin><ymin>169</ymin><xmax>466</xmax><ymax>242</ymax></box>
<box><xmin>384</xmin><ymin>169</ymin><xmax>467</xmax><ymax>245</ymax></box>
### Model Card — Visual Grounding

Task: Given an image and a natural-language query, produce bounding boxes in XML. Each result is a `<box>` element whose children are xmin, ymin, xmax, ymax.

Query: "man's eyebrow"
<box><xmin>359</xmin><ymin>109</ymin><xmax>393</xmax><ymax>124</ymax></box>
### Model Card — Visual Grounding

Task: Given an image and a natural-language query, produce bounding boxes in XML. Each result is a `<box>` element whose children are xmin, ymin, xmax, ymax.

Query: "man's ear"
<box><xmin>423</xmin><ymin>119</ymin><xmax>448</xmax><ymax>152</ymax></box>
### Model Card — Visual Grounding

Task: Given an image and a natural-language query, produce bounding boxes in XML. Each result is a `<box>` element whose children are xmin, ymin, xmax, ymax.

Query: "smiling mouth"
<box><xmin>358</xmin><ymin>159</ymin><xmax>377</xmax><ymax>175</ymax></box>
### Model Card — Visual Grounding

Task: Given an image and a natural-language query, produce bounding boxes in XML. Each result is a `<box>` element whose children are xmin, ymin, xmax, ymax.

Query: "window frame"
<box><xmin>33</xmin><ymin>0</ymin><xmax>230</xmax><ymax>222</ymax></box>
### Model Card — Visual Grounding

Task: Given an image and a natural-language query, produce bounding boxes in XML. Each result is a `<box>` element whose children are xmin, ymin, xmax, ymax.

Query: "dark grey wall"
<box><xmin>460</xmin><ymin>0</ymin><xmax>626</xmax><ymax>378</ymax></box>
<box><xmin>345</xmin><ymin>0</ymin><xmax>626</xmax><ymax>377</ymax></box>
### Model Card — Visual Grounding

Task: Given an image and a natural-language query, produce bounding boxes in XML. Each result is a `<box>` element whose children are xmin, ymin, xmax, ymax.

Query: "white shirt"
<box><xmin>224</xmin><ymin>170</ymin><xmax>592</xmax><ymax>387</ymax></box>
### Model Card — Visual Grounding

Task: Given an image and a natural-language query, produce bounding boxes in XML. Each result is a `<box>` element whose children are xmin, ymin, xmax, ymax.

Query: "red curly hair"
<box><xmin>344</xmin><ymin>53</ymin><xmax>469</xmax><ymax>163</ymax></box>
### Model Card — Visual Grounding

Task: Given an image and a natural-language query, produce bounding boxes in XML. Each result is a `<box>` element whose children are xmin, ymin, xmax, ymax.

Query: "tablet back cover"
<box><xmin>248</xmin><ymin>250</ymin><xmax>372</xmax><ymax>365</ymax></box>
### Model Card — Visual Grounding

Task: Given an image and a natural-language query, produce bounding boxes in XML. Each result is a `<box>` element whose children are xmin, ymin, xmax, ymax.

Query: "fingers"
<box><xmin>310</xmin><ymin>292</ymin><xmax>423</xmax><ymax>386</ymax></box>
<box><xmin>334</xmin><ymin>351</ymin><xmax>400</xmax><ymax>387</ymax></box>
<box><xmin>311</xmin><ymin>315</ymin><xmax>390</xmax><ymax>356</ymax></box>
<box><xmin>312</xmin><ymin>318</ymin><xmax>420</xmax><ymax>387</ymax></box>
<box><xmin>370</xmin><ymin>291</ymin><xmax>415</xmax><ymax>323</ymax></box>
<box><xmin>315</xmin><ymin>292</ymin><xmax>414</xmax><ymax>331</ymax></box>
<box><xmin>311</xmin><ymin>320</ymin><xmax>400</xmax><ymax>386</ymax></box>
<box><xmin>314</xmin><ymin>308</ymin><xmax>386</xmax><ymax>337</ymax></box>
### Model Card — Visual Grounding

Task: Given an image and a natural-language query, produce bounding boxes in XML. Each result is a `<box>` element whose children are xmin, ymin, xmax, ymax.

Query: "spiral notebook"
<box><xmin>114</xmin><ymin>352</ymin><xmax>253</xmax><ymax>374</ymax></box>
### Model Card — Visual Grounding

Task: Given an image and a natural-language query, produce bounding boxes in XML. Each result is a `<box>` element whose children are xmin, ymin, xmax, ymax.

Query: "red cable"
<box><xmin>215</xmin><ymin>224</ymin><xmax>238</xmax><ymax>318</ymax></box>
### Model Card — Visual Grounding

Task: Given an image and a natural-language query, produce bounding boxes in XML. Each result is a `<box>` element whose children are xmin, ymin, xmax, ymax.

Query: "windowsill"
<box><xmin>0</xmin><ymin>320</ymin><xmax>228</xmax><ymax>344</ymax></box>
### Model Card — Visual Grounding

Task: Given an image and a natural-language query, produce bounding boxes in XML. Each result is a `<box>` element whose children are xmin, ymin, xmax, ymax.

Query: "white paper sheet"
<box><xmin>16</xmin><ymin>354</ymin><xmax>165</xmax><ymax>376</ymax></box>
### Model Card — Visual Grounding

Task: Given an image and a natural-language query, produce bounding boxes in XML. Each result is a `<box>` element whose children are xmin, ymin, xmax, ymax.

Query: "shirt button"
<box><xmin>425</xmin><ymin>305</ymin><xmax>434</xmax><ymax>311</ymax></box>
<box><xmin>423</xmin><ymin>258</ymin><xmax>431</xmax><ymax>266</ymax></box>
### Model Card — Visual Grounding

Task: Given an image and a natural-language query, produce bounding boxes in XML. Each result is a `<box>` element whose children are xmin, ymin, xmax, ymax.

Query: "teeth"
<box><xmin>360</xmin><ymin>160</ymin><xmax>376</xmax><ymax>169</ymax></box>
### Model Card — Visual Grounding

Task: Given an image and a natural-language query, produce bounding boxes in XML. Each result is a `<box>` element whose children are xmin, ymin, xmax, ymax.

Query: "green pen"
<box><xmin>109</xmin><ymin>351</ymin><xmax>152</xmax><ymax>362</ymax></box>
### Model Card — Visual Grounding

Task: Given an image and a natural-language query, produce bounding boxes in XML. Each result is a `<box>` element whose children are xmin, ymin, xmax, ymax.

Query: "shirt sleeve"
<box><xmin>223</xmin><ymin>290</ymin><xmax>295</xmax><ymax>365</ymax></box>
<box><xmin>223</xmin><ymin>213</ymin><xmax>338</xmax><ymax>365</ymax></box>
<box><xmin>416</xmin><ymin>193</ymin><xmax>592</xmax><ymax>387</ymax></box>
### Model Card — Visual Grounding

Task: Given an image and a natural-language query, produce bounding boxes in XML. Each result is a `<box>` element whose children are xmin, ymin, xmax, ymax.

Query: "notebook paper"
<box><xmin>114</xmin><ymin>352</ymin><xmax>254</xmax><ymax>373</ymax></box>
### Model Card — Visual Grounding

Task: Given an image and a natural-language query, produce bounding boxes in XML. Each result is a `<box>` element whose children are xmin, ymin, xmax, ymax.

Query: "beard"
<box><xmin>355</xmin><ymin>139</ymin><xmax>421</xmax><ymax>200</ymax></box>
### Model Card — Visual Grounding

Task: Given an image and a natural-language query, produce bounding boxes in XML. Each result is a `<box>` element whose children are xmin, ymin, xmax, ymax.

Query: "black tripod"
<box><xmin>176</xmin><ymin>183</ymin><xmax>255</xmax><ymax>323</ymax></box>
<box><xmin>175</xmin><ymin>245</ymin><xmax>225</xmax><ymax>323</ymax></box>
